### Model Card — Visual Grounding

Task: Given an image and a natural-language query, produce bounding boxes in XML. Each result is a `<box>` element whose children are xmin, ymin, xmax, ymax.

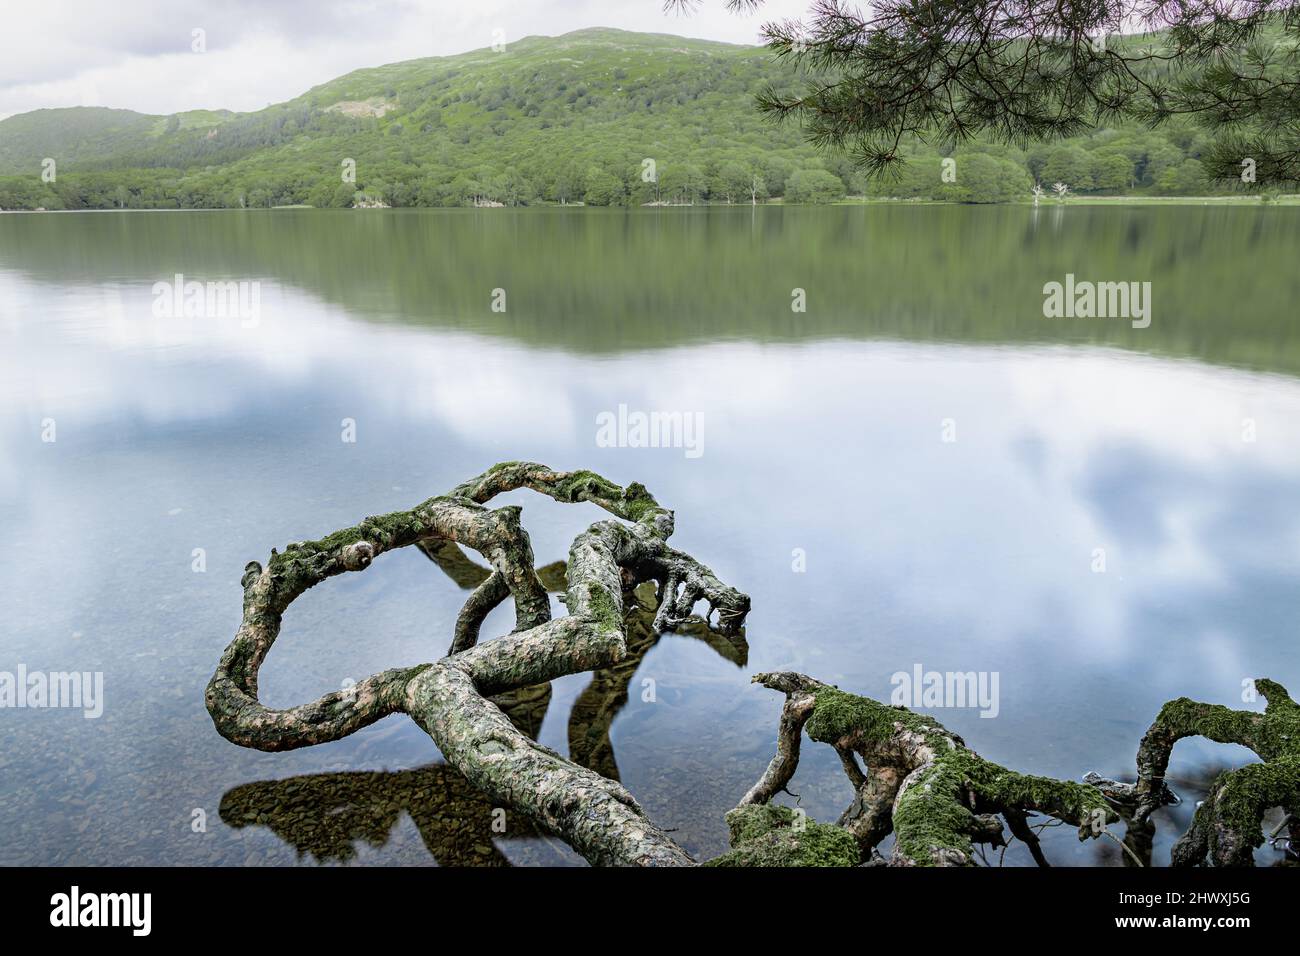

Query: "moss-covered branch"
<box><xmin>1089</xmin><ymin>679</ymin><xmax>1300</xmax><ymax>867</ymax></box>
<box><xmin>738</xmin><ymin>672</ymin><xmax>1117</xmax><ymax>866</ymax></box>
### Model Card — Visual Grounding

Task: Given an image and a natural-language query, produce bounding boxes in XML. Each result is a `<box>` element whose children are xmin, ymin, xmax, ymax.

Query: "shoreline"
<box><xmin>3</xmin><ymin>193</ymin><xmax>1298</xmax><ymax>214</ymax></box>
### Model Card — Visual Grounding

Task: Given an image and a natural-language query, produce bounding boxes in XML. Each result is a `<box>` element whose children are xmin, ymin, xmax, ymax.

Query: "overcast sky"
<box><xmin>0</xmin><ymin>0</ymin><xmax>813</xmax><ymax>120</ymax></box>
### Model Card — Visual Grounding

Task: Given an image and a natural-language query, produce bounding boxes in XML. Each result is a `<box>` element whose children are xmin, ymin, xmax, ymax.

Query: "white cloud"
<box><xmin>0</xmin><ymin>0</ymin><xmax>812</xmax><ymax>119</ymax></box>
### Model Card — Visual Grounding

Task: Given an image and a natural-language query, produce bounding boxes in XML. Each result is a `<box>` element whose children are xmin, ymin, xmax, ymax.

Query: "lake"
<box><xmin>2</xmin><ymin>204</ymin><xmax>1298</xmax><ymax>866</ymax></box>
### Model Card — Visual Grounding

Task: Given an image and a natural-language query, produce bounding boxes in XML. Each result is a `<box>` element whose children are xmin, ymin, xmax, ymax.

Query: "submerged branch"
<box><xmin>206</xmin><ymin>462</ymin><xmax>749</xmax><ymax>865</ymax></box>
<box><xmin>1108</xmin><ymin>680</ymin><xmax>1300</xmax><ymax>866</ymax></box>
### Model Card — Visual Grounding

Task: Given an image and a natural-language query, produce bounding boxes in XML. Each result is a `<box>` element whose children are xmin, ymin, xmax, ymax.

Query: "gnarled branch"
<box><xmin>207</xmin><ymin>462</ymin><xmax>750</xmax><ymax>866</ymax></box>
<box><xmin>738</xmin><ymin>672</ymin><xmax>1117</xmax><ymax>866</ymax></box>
<box><xmin>1089</xmin><ymin>679</ymin><xmax>1300</xmax><ymax>866</ymax></box>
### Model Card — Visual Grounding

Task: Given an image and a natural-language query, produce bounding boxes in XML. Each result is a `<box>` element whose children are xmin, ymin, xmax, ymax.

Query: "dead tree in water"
<box><xmin>207</xmin><ymin>462</ymin><xmax>752</xmax><ymax>865</ymax></box>
<box><xmin>206</xmin><ymin>462</ymin><xmax>1291</xmax><ymax>865</ymax></box>
<box><xmin>730</xmin><ymin>672</ymin><xmax>1116</xmax><ymax>866</ymax></box>
<box><xmin>1087</xmin><ymin>680</ymin><xmax>1300</xmax><ymax>867</ymax></box>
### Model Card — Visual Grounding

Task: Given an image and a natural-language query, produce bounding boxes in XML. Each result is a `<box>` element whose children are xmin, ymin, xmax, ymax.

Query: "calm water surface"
<box><xmin>2</xmin><ymin>205</ymin><xmax>1298</xmax><ymax>866</ymax></box>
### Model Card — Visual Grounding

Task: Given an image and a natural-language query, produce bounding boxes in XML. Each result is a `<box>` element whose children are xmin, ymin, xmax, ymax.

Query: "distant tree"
<box><xmin>1024</xmin><ymin>145</ymin><xmax>1053</xmax><ymax>183</ymax></box>
<box><xmin>1090</xmin><ymin>152</ymin><xmax>1134</xmax><ymax>192</ymax></box>
<box><xmin>940</xmin><ymin>153</ymin><xmax>1033</xmax><ymax>203</ymax></box>
<box><xmin>386</xmin><ymin>181</ymin><xmax>415</xmax><ymax>206</ymax></box>
<box><xmin>443</xmin><ymin>176</ymin><xmax>477</xmax><ymax>206</ymax></box>
<box><xmin>759</xmin><ymin>156</ymin><xmax>794</xmax><ymax>197</ymax></box>
<box><xmin>554</xmin><ymin>166</ymin><xmax>585</xmax><ymax>205</ymax></box>
<box><xmin>659</xmin><ymin>163</ymin><xmax>706</xmax><ymax>203</ymax></box>
<box><xmin>859</xmin><ymin>151</ymin><xmax>939</xmax><ymax>198</ymax></box>
<box><xmin>332</xmin><ymin>183</ymin><xmax>358</xmax><ymax>207</ymax></box>
<box><xmin>583</xmin><ymin>166</ymin><xmax>625</xmax><ymax>205</ymax></box>
<box><xmin>1139</xmin><ymin>141</ymin><xmax>1185</xmax><ymax>187</ymax></box>
<box><xmin>1040</xmin><ymin>147</ymin><xmax>1092</xmax><ymax>190</ymax></box>
<box><xmin>716</xmin><ymin>160</ymin><xmax>752</xmax><ymax>203</ymax></box>
<box><xmin>1156</xmin><ymin>159</ymin><xmax>1211</xmax><ymax>195</ymax></box>
<box><xmin>785</xmin><ymin>168</ymin><xmax>844</xmax><ymax>203</ymax></box>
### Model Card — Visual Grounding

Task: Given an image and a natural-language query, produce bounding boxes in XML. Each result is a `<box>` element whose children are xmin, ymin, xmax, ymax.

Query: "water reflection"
<box><xmin>0</xmin><ymin>205</ymin><xmax>1297</xmax><ymax>373</ymax></box>
<box><xmin>220</xmin><ymin>716</ymin><xmax>552</xmax><ymax>866</ymax></box>
<box><xmin>2</xmin><ymin>208</ymin><xmax>1298</xmax><ymax>866</ymax></box>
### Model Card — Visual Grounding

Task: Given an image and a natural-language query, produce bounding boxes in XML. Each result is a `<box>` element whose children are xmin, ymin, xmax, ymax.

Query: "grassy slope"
<box><xmin>0</xmin><ymin>108</ymin><xmax>159</xmax><ymax>170</ymax></box>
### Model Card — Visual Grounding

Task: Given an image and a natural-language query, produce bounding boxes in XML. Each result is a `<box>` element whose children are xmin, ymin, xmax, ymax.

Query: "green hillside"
<box><xmin>0</xmin><ymin>106</ymin><xmax>236</xmax><ymax>171</ymax></box>
<box><xmin>0</xmin><ymin>28</ymin><xmax>1260</xmax><ymax>210</ymax></box>
<box><xmin>0</xmin><ymin>107</ymin><xmax>156</xmax><ymax>171</ymax></box>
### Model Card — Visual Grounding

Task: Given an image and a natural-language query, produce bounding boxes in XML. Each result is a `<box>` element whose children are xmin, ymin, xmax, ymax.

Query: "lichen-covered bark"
<box><xmin>404</xmin><ymin>632</ymin><xmax>692</xmax><ymax>866</ymax></box>
<box><xmin>1088</xmin><ymin>678</ymin><xmax>1300</xmax><ymax>867</ymax></box>
<box><xmin>206</xmin><ymin>462</ymin><xmax>750</xmax><ymax>866</ymax></box>
<box><xmin>739</xmin><ymin>672</ymin><xmax>1117</xmax><ymax>866</ymax></box>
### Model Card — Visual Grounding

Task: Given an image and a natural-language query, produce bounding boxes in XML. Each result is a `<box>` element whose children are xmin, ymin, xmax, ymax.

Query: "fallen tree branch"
<box><xmin>425</xmin><ymin>546</ymin><xmax>748</xmax><ymax>782</ymax></box>
<box><xmin>1086</xmin><ymin>679</ymin><xmax>1300</xmax><ymax>866</ymax></box>
<box><xmin>736</xmin><ymin>672</ymin><xmax>1118</xmax><ymax>866</ymax></box>
<box><xmin>207</xmin><ymin>462</ymin><xmax>750</xmax><ymax>866</ymax></box>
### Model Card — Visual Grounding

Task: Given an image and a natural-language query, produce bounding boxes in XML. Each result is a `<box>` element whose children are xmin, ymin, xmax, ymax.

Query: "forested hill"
<box><xmin>0</xmin><ymin>27</ymin><xmax>1243</xmax><ymax>209</ymax></box>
